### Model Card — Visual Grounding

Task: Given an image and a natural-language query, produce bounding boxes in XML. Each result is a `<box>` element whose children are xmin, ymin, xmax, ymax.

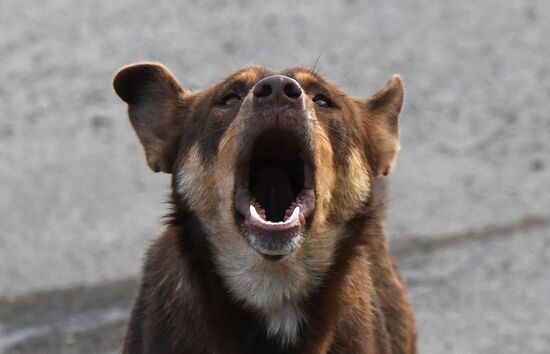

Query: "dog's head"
<box><xmin>114</xmin><ymin>63</ymin><xmax>403</xmax><ymax>313</ymax></box>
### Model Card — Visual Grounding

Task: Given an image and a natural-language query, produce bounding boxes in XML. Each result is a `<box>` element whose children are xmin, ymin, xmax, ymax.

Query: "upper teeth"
<box><xmin>249</xmin><ymin>205</ymin><xmax>300</xmax><ymax>225</ymax></box>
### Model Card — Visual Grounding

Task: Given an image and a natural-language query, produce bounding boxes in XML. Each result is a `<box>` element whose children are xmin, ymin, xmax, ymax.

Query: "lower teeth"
<box><xmin>249</xmin><ymin>205</ymin><xmax>300</xmax><ymax>225</ymax></box>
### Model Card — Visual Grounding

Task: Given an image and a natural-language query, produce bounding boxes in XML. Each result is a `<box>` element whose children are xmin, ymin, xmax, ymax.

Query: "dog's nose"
<box><xmin>253</xmin><ymin>75</ymin><xmax>302</xmax><ymax>103</ymax></box>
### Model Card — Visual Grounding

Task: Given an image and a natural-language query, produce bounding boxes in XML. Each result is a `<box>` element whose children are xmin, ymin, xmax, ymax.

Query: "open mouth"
<box><xmin>234</xmin><ymin>128</ymin><xmax>315</xmax><ymax>256</ymax></box>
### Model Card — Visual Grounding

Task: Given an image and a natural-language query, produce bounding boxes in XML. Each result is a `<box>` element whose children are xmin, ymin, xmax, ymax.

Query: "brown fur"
<box><xmin>113</xmin><ymin>63</ymin><xmax>417</xmax><ymax>354</ymax></box>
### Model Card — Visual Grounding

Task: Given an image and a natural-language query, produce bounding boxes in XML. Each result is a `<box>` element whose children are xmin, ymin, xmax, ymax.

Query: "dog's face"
<box><xmin>114</xmin><ymin>63</ymin><xmax>402</xmax><ymax>315</ymax></box>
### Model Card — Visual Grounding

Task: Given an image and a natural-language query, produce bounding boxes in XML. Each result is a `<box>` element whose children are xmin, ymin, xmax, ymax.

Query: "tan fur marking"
<box><xmin>294</xmin><ymin>71</ymin><xmax>319</xmax><ymax>87</ymax></box>
<box><xmin>331</xmin><ymin>147</ymin><xmax>371</xmax><ymax>221</ymax></box>
<box><xmin>177</xmin><ymin>145</ymin><xmax>218</xmax><ymax>219</ymax></box>
<box><xmin>310</xmin><ymin>111</ymin><xmax>336</xmax><ymax>227</ymax></box>
<box><xmin>233</xmin><ymin>68</ymin><xmax>259</xmax><ymax>85</ymax></box>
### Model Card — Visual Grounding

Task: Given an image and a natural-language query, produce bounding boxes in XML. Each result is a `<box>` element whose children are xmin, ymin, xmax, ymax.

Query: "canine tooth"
<box><xmin>250</xmin><ymin>205</ymin><xmax>266</xmax><ymax>222</ymax></box>
<box><xmin>285</xmin><ymin>207</ymin><xmax>300</xmax><ymax>224</ymax></box>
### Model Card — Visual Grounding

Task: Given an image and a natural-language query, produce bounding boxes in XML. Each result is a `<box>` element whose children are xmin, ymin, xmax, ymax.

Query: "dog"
<box><xmin>113</xmin><ymin>62</ymin><xmax>417</xmax><ymax>354</ymax></box>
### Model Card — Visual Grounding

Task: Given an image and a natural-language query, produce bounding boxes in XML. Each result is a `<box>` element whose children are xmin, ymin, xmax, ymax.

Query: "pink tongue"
<box><xmin>254</xmin><ymin>163</ymin><xmax>294</xmax><ymax>222</ymax></box>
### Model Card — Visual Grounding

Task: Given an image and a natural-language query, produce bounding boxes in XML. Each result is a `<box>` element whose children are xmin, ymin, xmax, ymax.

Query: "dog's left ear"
<box><xmin>362</xmin><ymin>75</ymin><xmax>404</xmax><ymax>177</ymax></box>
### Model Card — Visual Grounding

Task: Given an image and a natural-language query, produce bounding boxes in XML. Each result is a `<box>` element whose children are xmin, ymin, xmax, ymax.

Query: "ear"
<box><xmin>113</xmin><ymin>62</ymin><xmax>186</xmax><ymax>173</ymax></box>
<box><xmin>364</xmin><ymin>75</ymin><xmax>404</xmax><ymax>177</ymax></box>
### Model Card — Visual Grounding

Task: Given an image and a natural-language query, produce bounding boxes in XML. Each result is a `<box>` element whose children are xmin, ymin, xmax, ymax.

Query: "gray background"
<box><xmin>1</xmin><ymin>0</ymin><xmax>549</xmax><ymax>353</ymax></box>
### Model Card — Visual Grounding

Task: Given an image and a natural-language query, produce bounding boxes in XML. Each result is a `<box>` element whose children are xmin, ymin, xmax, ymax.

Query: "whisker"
<box><xmin>311</xmin><ymin>52</ymin><xmax>322</xmax><ymax>74</ymax></box>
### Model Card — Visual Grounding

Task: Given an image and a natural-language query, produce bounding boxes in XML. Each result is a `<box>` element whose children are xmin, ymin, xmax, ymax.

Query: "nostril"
<box><xmin>283</xmin><ymin>83</ymin><xmax>302</xmax><ymax>99</ymax></box>
<box><xmin>253</xmin><ymin>83</ymin><xmax>273</xmax><ymax>98</ymax></box>
<box><xmin>253</xmin><ymin>75</ymin><xmax>303</xmax><ymax>102</ymax></box>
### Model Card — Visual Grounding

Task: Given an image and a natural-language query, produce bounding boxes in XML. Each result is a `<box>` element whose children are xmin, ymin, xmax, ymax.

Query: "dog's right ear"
<box><xmin>113</xmin><ymin>62</ymin><xmax>188</xmax><ymax>173</ymax></box>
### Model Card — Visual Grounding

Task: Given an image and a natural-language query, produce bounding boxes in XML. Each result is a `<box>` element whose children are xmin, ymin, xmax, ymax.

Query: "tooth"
<box><xmin>250</xmin><ymin>205</ymin><xmax>300</xmax><ymax>226</ymax></box>
<box><xmin>285</xmin><ymin>207</ymin><xmax>300</xmax><ymax>224</ymax></box>
<box><xmin>250</xmin><ymin>205</ymin><xmax>265</xmax><ymax>223</ymax></box>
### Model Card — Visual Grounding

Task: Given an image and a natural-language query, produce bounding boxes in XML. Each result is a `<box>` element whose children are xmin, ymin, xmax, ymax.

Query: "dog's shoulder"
<box><xmin>123</xmin><ymin>228</ymin><xmax>208</xmax><ymax>354</ymax></box>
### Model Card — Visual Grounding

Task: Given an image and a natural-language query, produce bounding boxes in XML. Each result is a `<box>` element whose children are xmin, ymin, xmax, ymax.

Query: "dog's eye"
<box><xmin>313</xmin><ymin>94</ymin><xmax>331</xmax><ymax>108</ymax></box>
<box><xmin>220</xmin><ymin>92</ymin><xmax>242</xmax><ymax>106</ymax></box>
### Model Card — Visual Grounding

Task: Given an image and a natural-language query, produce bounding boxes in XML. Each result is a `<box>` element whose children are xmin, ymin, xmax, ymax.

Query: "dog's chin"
<box><xmin>240</xmin><ymin>209</ymin><xmax>307</xmax><ymax>259</ymax></box>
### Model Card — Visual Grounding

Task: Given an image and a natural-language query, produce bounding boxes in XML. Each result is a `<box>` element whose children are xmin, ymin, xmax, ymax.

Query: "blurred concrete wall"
<box><xmin>1</xmin><ymin>2</ymin><xmax>549</xmax><ymax>351</ymax></box>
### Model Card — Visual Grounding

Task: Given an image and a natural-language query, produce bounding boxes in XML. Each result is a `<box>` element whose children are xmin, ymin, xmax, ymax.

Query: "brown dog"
<box><xmin>113</xmin><ymin>63</ymin><xmax>417</xmax><ymax>354</ymax></box>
